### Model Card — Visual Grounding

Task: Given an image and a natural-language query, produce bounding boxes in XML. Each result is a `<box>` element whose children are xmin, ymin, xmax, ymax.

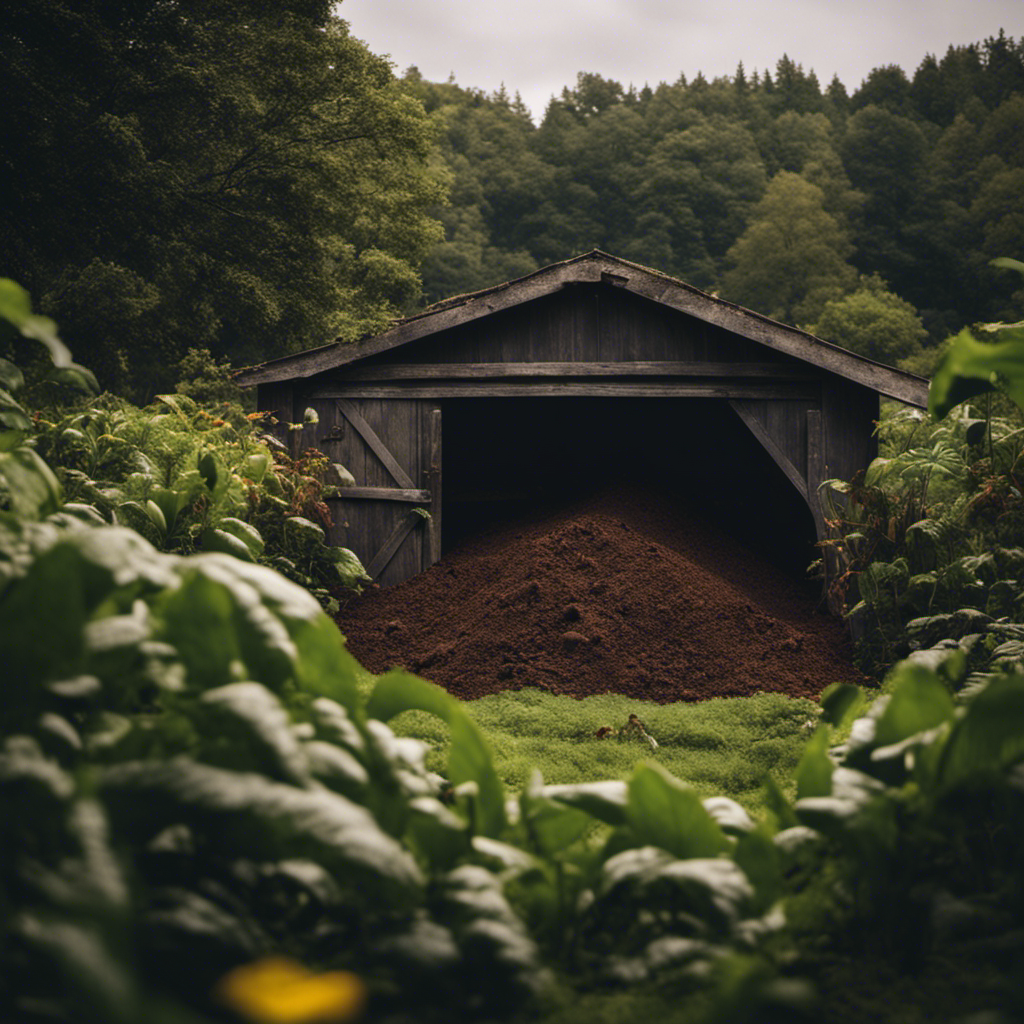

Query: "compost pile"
<box><xmin>336</xmin><ymin>488</ymin><xmax>864</xmax><ymax>702</ymax></box>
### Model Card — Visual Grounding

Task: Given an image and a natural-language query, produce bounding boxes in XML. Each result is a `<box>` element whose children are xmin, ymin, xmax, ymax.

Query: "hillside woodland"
<box><xmin>3</xmin><ymin>6</ymin><xmax>1024</xmax><ymax>396</ymax></box>
<box><xmin>408</xmin><ymin>37</ymin><xmax>1024</xmax><ymax>375</ymax></box>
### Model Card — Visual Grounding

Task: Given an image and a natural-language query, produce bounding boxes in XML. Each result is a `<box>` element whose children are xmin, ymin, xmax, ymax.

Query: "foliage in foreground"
<box><xmin>6</xmin><ymin>478</ymin><xmax>1024</xmax><ymax>1022</ymax></box>
<box><xmin>1</xmin><ymin>282</ymin><xmax>369</xmax><ymax>608</ymax></box>
<box><xmin>5</xmin><ymin>279</ymin><xmax>1024</xmax><ymax>1022</ymax></box>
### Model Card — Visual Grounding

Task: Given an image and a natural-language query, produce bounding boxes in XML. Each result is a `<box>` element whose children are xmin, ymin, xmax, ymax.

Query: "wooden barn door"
<box><xmin>312</xmin><ymin>398</ymin><xmax>441</xmax><ymax>587</ymax></box>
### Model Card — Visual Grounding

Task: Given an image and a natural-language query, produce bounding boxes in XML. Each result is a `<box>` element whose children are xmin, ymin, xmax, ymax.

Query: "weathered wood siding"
<box><xmin>375</xmin><ymin>285</ymin><xmax>788</xmax><ymax>366</ymax></box>
<box><xmin>258</xmin><ymin>282</ymin><xmax>884</xmax><ymax>586</ymax></box>
<box><xmin>302</xmin><ymin>396</ymin><xmax>438</xmax><ymax>587</ymax></box>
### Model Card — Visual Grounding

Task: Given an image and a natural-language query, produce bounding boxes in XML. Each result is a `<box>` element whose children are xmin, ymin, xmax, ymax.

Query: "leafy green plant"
<box><xmin>0</xmin><ymin>515</ymin><xmax>555</xmax><ymax>1021</ymax></box>
<box><xmin>25</xmin><ymin>363</ymin><xmax>368</xmax><ymax>606</ymax></box>
<box><xmin>929</xmin><ymin>258</ymin><xmax>1024</xmax><ymax>421</ymax></box>
<box><xmin>0</xmin><ymin>281</ymin><xmax>96</xmax><ymax>519</ymax></box>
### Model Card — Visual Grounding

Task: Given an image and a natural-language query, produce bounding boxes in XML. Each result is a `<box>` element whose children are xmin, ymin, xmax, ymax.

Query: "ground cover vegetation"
<box><xmin>6</xmin><ymin>279</ymin><xmax>1024</xmax><ymax>1021</ymax></box>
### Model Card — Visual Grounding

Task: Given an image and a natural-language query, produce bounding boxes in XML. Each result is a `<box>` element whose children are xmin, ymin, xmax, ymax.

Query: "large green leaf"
<box><xmin>625</xmin><ymin>762</ymin><xmax>731</xmax><ymax>860</ymax></box>
<box><xmin>598</xmin><ymin>846</ymin><xmax>754</xmax><ymax>936</ymax></box>
<box><xmin>100</xmin><ymin>758</ymin><xmax>423</xmax><ymax>895</ymax></box>
<box><xmin>873</xmin><ymin>663</ymin><xmax>955</xmax><ymax>747</ymax></box>
<box><xmin>702</xmin><ymin>796</ymin><xmax>755</xmax><ymax>836</ymax></box>
<box><xmin>167</xmin><ymin>556</ymin><xmax>305</xmax><ymax>691</ymax></box>
<box><xmin>820</xmin><ymin>682</ymin><xmax>868</xmax><ymax>730</ymax></box>
<box><xmin>542</xmin><ymin>779</ymin><xmax>628</xmax><ymax>826</ymax></box>
<box><xmin>366</xmin><ymin>670</ymin><xmax>505</xmax><ymax>838</ymax></box>
<box><xmin>283</xmin><ymin>515</ymin><xmax>327</xmax><ymax>549</ymax></box>
<box><xmin>733</xmin><ymin>825</ymin><xmax>783</xmax><ymax>912</ymax></box>
<box><xmin>200</xmin><ymin>682</ymin><xmax>310</xmax><ymax>786</ymax></box>
<box><xmin>304</xmin><ymin>740</ymin><xmax>369</xmax><ymax>793</ymax></box>
<box><xmin>70</xmin><ymin>527</ymin><xmax>178</xmax><ymax>595</ymax></box>
<box><xmin>202</xmin><ymin>526</ymin><xmax>257</xmax><ymax>562</ymax></box>
<box><xmin>519</xmin><ymin>771</ymin><xmax>592</xmax><ymax>856</ymax></box>
<box><xmin>939</xmin><ymin>674</ymin><xmax>1024</xmax><ymax>788</ymax></box>
<box><xmin>0</xmin><ymin>543</ymin><xmax>90</xmax><ymax>723</ymax></box>
<box><xmin>930</xmin><ymin>326</ymin><xmax>1024</xmax><ymax>420</ymax></box>
<box><xmin>288</xmin><ymin>614</ymin><xmax>362</xmax><ymax>711</ymax></box>
<box><xmin>405</xmin><ymin>794</ymin><xmax>470</xmax><ymax>869</ymax></box>
<box><xmin>216</xmin><ymin>517</ymin><xmax>265</xmax><ymax>556</ymax></box>
<box><xmin>795</xmin><ymin>767</ymin><xmax>890</xmax><ymax>844</ymax></box>
<box><xmin>0</xmin><ymin>356</ymin><xmax>25</xmax><ymax>392</ymax></box>
<box><xmin>153</xmin><ymin>571</ymin><xmax>247</xmax><ymax>691</ymax></box>
<box><xmin>794</xmin><ymin>726</ymin><xmax>834</xmax><ymax>799</ymax></box>
<box><xmin>0</xmin><ymin>445</ymin><xmax>63</xmax><ymax>517</ymax></box>
<box><xmin>0</xmin><ymin>278</ymin><xmax>71</xmax><ymax>366</ymax></box>
<box><xmin>14</xmin><ymin>915</ymin><xmax>138</xmax><ymax>1024</ymax></box>
<box><xmin>437</xmin><ymin>864</ymin><xmax>550</xmax><ymax>1003</ymax></box>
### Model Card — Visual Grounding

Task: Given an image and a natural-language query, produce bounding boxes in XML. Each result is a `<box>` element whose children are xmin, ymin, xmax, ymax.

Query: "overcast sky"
<box><xmin>340</xmin><ymin>0</ymin><xmax>1022</xmax><ymax>122</ymax></box>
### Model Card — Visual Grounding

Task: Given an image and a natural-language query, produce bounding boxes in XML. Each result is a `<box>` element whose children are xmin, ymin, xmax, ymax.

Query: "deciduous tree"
<box><xmin>721</xmin><ymin>171</ymin><xmax>856</xmax><ymax>324</ymax></box>
<box><xmin>1</xmin><ymin>1</ymin><xmax>446</xmax><ymax>395</ymax></box>
<box><xmin>812</xmin><ymin>277</ymin><xmax>927</xmax><ymax>365</ymax></box>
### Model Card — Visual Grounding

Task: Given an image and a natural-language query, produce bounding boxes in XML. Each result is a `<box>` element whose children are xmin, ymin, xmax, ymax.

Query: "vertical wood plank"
<box><xmin>425</xmin><ymin>406</ymin><xmax>442</xmax><ymax>569</ymax></box>
<box><xmin>806</xmin><ymin>407</ymin><xmax>825</xmax><ymax>540</ymax></box>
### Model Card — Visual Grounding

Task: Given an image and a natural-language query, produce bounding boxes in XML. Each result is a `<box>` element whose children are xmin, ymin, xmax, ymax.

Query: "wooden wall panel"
<box><xmin>822</xmin><ymin>377</ymin><xmax>879</xmax><ymax>483</ymax></box>
<box><xmin>258</xmin><ymin>281</ymin><xmax>886</xmax><ymax>587</ymax></box>
<box><xmin>313</xmin><ymin>399</ymin><xmax>431</xmax><ymax>587</ymax></box>
<box><xmin>370</xmin><ymin>285</ymin><xmax>805</xmax><ymax>371</ymax></box>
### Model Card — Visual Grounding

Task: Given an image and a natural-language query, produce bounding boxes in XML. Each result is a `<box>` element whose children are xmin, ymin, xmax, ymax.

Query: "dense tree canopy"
<box><xmin>1</xmin><ymin>1</ymin><xmax>446</xmax><ymax>395</ymax></box>
<box><xmin>4</xmin><ymin>10</ymin><xmax>1023</xmax><ymax>387</ymax></box>
<box><xmin>405</xmin><ymin>33</ymin><xmax>1024</xmax><ymax>368</ymax></box>
<box><xmin>721</xmin><ymin>172</ymin><xmax>856</xmax><ymax>325</ymax></box>
<box><xmin>812</xmin><ymin>277</ymin><xmax>928</xmax><ymax>364</ymax></box>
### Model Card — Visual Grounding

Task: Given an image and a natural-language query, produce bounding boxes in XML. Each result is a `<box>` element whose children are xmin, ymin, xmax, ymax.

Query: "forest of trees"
<box><xmin>2</xmin><ymin>6</ymin><xmax>1023</xmax><ymax>396</ymax></box>
<box><xmin>408</xmin><ymin>34</ymin><xmax>1024</xmax><ymax>374</ymax></box>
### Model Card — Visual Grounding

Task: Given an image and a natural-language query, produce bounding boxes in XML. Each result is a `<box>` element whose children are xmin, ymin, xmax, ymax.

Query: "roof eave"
<box><xmin>234</xmin><ymin>250</ymin><xmax>931</xmax><ymax>407</ymax></box>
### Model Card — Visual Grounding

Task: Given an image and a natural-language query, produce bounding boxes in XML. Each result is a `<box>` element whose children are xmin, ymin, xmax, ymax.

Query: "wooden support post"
<box><xmin>807</xmin><ymin>407</ymin><xmax>841</xmax><ymax>611</ymax></box>
<box><xmin>806</xmin><ymin>408</ymin><xmax>825</xmax><ymax>539</ymax></box>
<box><xmin>729</xmin><ymin>400</ymin><xmax>808</xmax><ymax>501</ymax></box>
<box><xmin>426</xmin><ymin>407</ymin><xmax>442</xmax><ymax>569</ymax></box>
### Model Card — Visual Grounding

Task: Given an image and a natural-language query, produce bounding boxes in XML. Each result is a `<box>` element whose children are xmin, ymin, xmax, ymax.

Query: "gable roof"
<box><xmin>236</xmin><ymin>250</ymin><xmax>931</xmax><ymax>407</ymax></box>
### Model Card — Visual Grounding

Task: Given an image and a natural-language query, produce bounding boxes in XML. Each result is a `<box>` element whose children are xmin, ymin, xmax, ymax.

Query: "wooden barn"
<box><xmin>236</xmin><ymin>251</ymin><xmax>930</xmax><ymax>587</ymax></box>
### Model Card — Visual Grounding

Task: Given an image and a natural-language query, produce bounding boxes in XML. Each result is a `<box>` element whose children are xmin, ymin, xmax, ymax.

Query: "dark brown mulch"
<box><xmin>334</xmin><ymin>487</ymin><xmax>866</xmax><ymax>703</ymax></box>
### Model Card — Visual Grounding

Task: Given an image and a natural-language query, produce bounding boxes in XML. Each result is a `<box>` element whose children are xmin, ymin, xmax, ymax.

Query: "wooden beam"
<box><xmin>335</xmin><ymin>399</ymin><xmax>416</xmax><ymax>490</ymax></box>
<box><xmin>805</xmin><ymin>408</ymin><xmax>825</xmax><ymax>538</ymax></box>
<box><xmin>316</xmin><ymin>382</ymin><xmax>819</xmax><ymax>400</ymax></box>
<box><xmin>341</xmin><ymin>361</ymin><xmax>816</xmax><ymax>380</ymax></box>
<box><xmin>615</xmin><ymin>268</ymin><xmax>930</xmax><ymax>407</ymax></box>
<box><xmin>425</xmin><ymin>407</ymin><xmax>442</xmax><ymax>569</ymax></box>
<box><xmin>328</xmin><ymin>486</ymin><xmax>431</xmax><ymax>502</ymax></box>
<box><xmin>729</xmin><ymin>400</ymin><xmax>809</xmax><ymax>502</ymax></box>
<box><xmin>365</xmin><ymin>511</ymin><xmax>423</xmax><ymax>581</ymax></box>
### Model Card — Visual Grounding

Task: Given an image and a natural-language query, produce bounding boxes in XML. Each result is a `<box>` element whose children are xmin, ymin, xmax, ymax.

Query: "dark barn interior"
<box><xmin>441</xmin><ymin>396</ymin><xmax>819</xmax><ymax>577</ymax></box>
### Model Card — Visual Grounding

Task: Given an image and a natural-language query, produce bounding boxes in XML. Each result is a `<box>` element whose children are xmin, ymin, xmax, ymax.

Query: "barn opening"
<box><xmin>441</xmin><ymin>396</ymin><xmax>819</xmax><ymax>578</ymax></box>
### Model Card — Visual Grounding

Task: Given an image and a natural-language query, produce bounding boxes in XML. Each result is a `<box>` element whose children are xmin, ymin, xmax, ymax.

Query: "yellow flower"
<box><xmin>217</xmin><ymin>956</ymin><xmax>367</xmax><ymax>1024</ymax></box>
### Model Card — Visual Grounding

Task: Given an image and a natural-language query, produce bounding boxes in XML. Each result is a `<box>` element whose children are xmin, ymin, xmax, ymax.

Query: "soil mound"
<box><xmin>335</xmin><ymin>488</ymin><xmax>864</xmax><ymax>703</ymax></box>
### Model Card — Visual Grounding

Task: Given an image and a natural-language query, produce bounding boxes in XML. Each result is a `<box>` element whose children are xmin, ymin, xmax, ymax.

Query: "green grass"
<box><xmin>366</xmin><ymin>672</ymin><xmax>819</xmax><ymax>815</ymax></box>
